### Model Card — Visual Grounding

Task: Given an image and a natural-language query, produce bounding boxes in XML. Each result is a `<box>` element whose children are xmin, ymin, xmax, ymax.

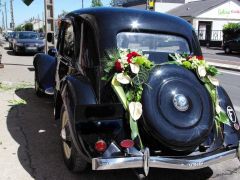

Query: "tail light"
<box><xmin>120</xmin><ymin>139</ymin><xmax>134</xmax><ymax>149</ymax></box>
<box><xmin>95</xmin><ymin>140</ymin><xmax>107</xmax><ymax>153</ymax></box>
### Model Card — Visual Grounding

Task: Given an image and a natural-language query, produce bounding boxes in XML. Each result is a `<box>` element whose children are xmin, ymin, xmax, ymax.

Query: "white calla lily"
<box><xmin>208</xmin><ymin>75</ymin><xmax>219</xmax><ymax>86</ymax></box>
<box><xmin>116</xmin><ymin>73</ymin><xmax>131</xmax><ymax>84</ymax></box>
<box><xmin>197</xmin><ymin>65</ymin><xmax>207</xmax><ymax>77</ymax></box>
<box><xmin>216</xmin><ymin>103</ymin><xmax>221</xmax><ymax>114</ymax></box>
<box><xmin>130</xmin><ymin>63</ymin><xmax>140</xmax><ymax>74</ymax></box>
<box><xmin>129</xmin><ymin>102</ymin><xmax>143</xmax><ymax>121</ymax></box>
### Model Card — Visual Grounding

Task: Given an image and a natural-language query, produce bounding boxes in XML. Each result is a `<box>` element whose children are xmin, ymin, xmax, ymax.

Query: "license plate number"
<box><xmin>27</xmin><ymin>47</ymin><xmax>37</xmax><ymax>50</ymax></box>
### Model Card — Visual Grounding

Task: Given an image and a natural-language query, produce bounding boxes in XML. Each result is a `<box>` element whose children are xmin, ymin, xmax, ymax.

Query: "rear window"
<box><xmin>117</xmin><ymin>32</ymin><xmax>190</xmax><ymax>63</ymax></box>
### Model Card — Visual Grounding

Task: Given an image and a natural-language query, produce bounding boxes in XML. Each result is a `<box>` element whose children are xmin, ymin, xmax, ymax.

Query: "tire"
<box><xmin>34</xmin><ymin>72</ymin><xmax>44</xmax><ymax>97</ymax></box>
<box><xmin>224</xmin><ymin>47</ymin><xmax>231</xmax><ymax>54</ymax></box>
<box><xmin>13</xmin><ymin>48</ymin><xmax>18</xmax><ymax>55</ymax></box>
<box><xmin>60</xmin><ymin>105</ymin><xmax>88</xmax><ymax>172</ymax></box>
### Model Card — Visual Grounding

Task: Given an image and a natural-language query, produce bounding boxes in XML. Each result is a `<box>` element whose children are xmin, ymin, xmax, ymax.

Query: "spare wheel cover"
<box><xmin>142</xmin><ymin>64</ymin><xmax>214</xmax><ymax>151</ymax></box>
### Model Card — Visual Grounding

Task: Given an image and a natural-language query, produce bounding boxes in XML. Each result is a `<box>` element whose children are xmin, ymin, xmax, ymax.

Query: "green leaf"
<box><xmin>182</xmin><ymin>61</ymin><xmax>192</xmax><ymax>69</ymax></box>
<box><xmin>111</xmin><ymin>76</ymin><xmax>128</xmax><ymax>109</ymax></box>
<box><xmin>130</xmin><ymin>116</ymin><xmax>139</xmax><ymax>140</ymax></box>
<box><xmin>126</xmin><ymin>90</ymin><xmax>134</xmax><ymax>102</ymax></box>
<box><xmin>207</xmin><ymin>65</ymin><xmax>220</xmax><ymax>76</ymax></box>
<box><xmin>216</xmin><ymin>111</ymin><xmax>230</xmax><ymax>125</ymax></box>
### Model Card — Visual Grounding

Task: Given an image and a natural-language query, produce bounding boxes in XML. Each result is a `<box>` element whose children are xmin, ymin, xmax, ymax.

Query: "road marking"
<box><xmin>219</xmin><ymin>70</ymin><xmax>240</xmax><ymax>76</ymax></box>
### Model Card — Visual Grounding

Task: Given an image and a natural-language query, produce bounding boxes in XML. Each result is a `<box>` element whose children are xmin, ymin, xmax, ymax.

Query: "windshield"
<box><xmin>117</xmin><ymin>32</ymin><xmax>190</xmax><ymax>63</ymax></box>
<box><xmin>18</xmin><ymin>32</ymin><xmax>39</xmax><ymax>40</ymax></box>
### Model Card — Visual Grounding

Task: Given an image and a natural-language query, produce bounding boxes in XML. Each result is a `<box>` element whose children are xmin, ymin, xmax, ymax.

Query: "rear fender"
<box><xmin>33</xmin><ymin>53</ymin><xmax>56</xmax><ymax>93</ymax></box>
<box><xmin>217</xmin><ymin>86</ymin><xmax>240</xmax><ymax>146</ymax></box>
<box><xmin>61</xmin><ymin>75</ymin><xmax>97</xmax><ymax>162</ymax></box>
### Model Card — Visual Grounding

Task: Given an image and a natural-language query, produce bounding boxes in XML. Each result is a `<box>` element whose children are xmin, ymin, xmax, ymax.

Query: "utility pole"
<box><xmin>44</xmin><ymin>0</ymin><xmax>55</xmax><ymax>51</ymax></box>
<box><xmin>2</xmin><ymin>11</ymin><xmax>5</xmax><ymax>30</ymax></box>
<box><xmin>10</xmin><ymin>0</ymin><xmax>14</xmax><ymax>30</ymax></box>
<box><xmin>4</xmin><ymin>1</ymin><xmax>7</xmax><ymax>30</ymax></box>
<box><xmin>82</xmin><ymin>0</ymin><xmax>84</xmax><ymax>8</ymax></box>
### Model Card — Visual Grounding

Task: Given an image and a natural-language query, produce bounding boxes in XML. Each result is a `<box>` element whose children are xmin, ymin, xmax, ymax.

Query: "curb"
<box><xmin>208</xmin><ymin>62</ymin><xmax>240</xmax><ymax>72</ymax></box>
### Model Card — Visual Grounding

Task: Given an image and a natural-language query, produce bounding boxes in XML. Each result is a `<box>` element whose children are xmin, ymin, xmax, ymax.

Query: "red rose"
<box><xmin>196</xmin><ymin>56</ymin><xmax>204</xmax><ymax>60</ymax></box>
<box><xmin>127</xmin><ymin>51</ymin><xmax>140</xmax><ymax>63</ymax></box>
<box><xmin>115</xmin><ymin>60</ymin><xmax>123</xmax><ymax>72</ymax></box>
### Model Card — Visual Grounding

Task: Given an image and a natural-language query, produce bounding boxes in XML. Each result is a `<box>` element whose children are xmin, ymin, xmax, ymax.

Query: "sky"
<box><xmin>1</xmin><ymin>0</ymin><xmax>111</xmax><ymax>27</ymax></box>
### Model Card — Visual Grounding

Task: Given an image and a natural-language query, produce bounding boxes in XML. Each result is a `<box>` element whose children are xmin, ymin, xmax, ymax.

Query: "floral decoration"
<box><xmin>102</xmin><ymin>49</ymin><xmax>230</xmax><ymax>148</ymax></box>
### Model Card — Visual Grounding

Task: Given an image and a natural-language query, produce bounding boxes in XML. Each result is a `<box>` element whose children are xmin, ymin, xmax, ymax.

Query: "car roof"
<box><xmin>65</xmin><ymin>7</ymin><xmax>201</xmax><ymax>57</ymax></box>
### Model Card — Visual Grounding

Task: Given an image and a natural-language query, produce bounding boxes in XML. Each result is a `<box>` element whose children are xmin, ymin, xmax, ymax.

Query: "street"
<box><xmin>0</xmin><ymin>42</ymin><xmax>240</xmax><ymax>180</ymax></box>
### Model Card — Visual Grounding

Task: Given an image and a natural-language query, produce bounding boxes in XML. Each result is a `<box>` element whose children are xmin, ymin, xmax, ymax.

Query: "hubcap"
<box><xmin>173</xmin><ymin>94</ymin><xmax>189</xmax><ymax>112</ymax></box>
<box><xmin>62</xmin><ymin>110</ymin><xmax>72</xmax><ymax>159</ymax></box>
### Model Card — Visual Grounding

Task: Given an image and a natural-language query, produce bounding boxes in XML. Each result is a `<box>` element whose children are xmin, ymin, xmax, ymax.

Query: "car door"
<box><xmin>55</xmin><ymin>19</ymin><xmax>76</xmax><ymax>91</ymax></box>
<box><xmin>229</xmin><ymin>37</ymin><xmax>240</xmax><ymax>51</ymax></box>
<box><xmin>236</xmin><ymin>37</ymin><xmax>240</xmax><ymax>51</ymax></box>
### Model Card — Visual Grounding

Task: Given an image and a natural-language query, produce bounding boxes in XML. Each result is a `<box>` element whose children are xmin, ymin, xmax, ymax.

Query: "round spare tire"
<box><xmin>141</xmin><ymin>64</ymin><xmax>214</xmax><ymax>151</ymax></box>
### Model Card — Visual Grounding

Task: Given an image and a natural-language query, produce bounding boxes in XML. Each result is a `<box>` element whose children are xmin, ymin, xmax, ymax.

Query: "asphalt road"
<box><xmin>0</xmin><ymin>42</ymin><xmax>240</xmax><ymax>180</ymax></box>
<box><xmin>202</xmin><ymin>47</ymin><xmax>240</xmax><ymax>63</ymax></box>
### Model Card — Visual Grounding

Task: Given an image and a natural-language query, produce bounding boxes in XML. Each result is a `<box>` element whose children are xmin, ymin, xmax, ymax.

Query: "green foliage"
<box><xmin>207</xmin><ymin>65</ymin><xmax>220</xmax><ymax>76</ymax></box>
<box><xmin>182</xmin><ymin>61</ymin><xmax>192</xmax><ymax>69</ymax></box>
<box><xmin>91</xmin><ymin>0</ymin><xmax>103</xmax><ymax>7</ymax></box>
<box><xmin>15</xmin><ymin>25</ymin><xmax>24</xmax><ymax>31</ymax></box>
<box><xmin>24</xmin><ymin>23</ymin><xmax>33</xmax><ymax>31</ymax></box>
<box><xmin>0</xmin><ymin>82</ymin><xmax>33</xmax><ymax>92</ymax></box>
<box><xmin>223</xmin><ymin>23</ymin><xmax>240</xmax><ymax>40</ymax></box>
<box><xmin>223</xmin><ymin>23</ymin><xmax>240</xmax><ymax>33</ymax></box>
<box><xmin>8</xmin><ymin>99</ymin><xmax>26</xmax><ymax>106</ymax></box>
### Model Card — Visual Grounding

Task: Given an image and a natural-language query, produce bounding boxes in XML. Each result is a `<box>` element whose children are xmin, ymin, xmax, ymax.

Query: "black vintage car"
<box><xmin>33</xmin><ymin>8</ymin><xmax>240</xmax><ymax>177</ymax></box>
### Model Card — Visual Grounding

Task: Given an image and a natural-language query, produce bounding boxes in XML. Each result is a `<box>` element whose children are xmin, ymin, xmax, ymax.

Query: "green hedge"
<box><xmin>223</xmin><ymin>23</ymin><xmax>240</xmax><ymax>40</ymax></box>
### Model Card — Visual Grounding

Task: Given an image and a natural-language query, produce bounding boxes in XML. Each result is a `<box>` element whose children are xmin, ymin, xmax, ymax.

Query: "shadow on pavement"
<box><xmin>6</xmin><ymin>88</ymin><xmax>213</xmax><ymax>180</ymax></box>
<box><xmin>6</xmin><ymin>50</ymin><xmax>35</xmax><ymax>57</ymax></box>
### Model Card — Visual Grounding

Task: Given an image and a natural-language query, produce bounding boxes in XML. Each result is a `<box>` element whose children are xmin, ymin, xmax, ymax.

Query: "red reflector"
<box><xmin>95</xmin><ymin>140</ymin><xmax>107</xmax><ymax>152</ymax></box>
<box><xmin>120</xmin><ymin>139</ymin><xmax>134</xmax><ymax>148</ymax></box>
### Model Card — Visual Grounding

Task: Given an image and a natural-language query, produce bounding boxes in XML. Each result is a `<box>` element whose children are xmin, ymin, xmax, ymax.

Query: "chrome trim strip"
<box><xmin>92</xmin><ymin>149</ymin><xmax>237</xmax><ymax>170</ymax></box>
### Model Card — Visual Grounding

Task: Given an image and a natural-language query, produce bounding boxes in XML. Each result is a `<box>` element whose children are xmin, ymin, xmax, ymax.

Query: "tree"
<box><xmin>24</xmin><ymin>23</ymin><xmax>33</xmax><ymax>31</ymax></box>
<box><xmin>91</xmin><ymin>0</ymin><xmax>103</xmax><ymax>7</ymax></box>
<box><xmin>223</xmin><ymin>23</ymin><xmax>240</xmax><ymax>41</ymax></box>
<box><xmin>15</xmin><ymin>25</ymin><xmax>23</xmax><ymax>31</ymax></box>
<box><xmin>110</xmin><ymin>0</ymin><xmax>116</xmax><ymax>6</ymax></box>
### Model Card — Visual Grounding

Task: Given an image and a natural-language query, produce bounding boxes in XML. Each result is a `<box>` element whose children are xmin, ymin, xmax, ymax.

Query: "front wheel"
<box><xmin>60</xmin><ymin>105</ymin><xmax>88</xmax><ymax>172</ymax></box>
<box><xmin>224</xmin><ymin>47</ymin><xmax>231</xmax><ymax>54</ymax></box>
<box><xmin>34</xmin><ymin>72</ymin><xmax>44</xmax><ymax>97</ymax></box>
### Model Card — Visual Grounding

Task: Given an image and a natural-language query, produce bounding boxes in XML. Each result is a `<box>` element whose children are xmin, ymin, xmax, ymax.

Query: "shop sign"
<box><xmin>218</xmin><ymin>9</ymin><xmax>240</xmax><ymax>15</ymax></box>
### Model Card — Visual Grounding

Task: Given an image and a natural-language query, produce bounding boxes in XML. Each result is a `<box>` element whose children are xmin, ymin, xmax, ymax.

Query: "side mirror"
<box><xmin>48</xmin><ymin>48</ymin><xmax>57</xmax><ymax>57</ymax></box>
<box><xmin>47</xmin><ymin>32</ymin><xmax>54</xmax><ymax>43</ymax></box>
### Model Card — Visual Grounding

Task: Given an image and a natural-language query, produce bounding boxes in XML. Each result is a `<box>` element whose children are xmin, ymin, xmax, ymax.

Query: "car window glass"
<box><xmin>18</xmin><ymin>32</ymin><xmax>38</xmax><ymax>39</ymax></box>
<box><xmin>57</xmin><ymin>21</ymin><xmax>65</xmax><ymax>53</ymax></box>
<box><xmin>117</xmin><ymin>32</ymin><xmax>190</xmax><ymax>63</ymax></box>
<box><xmin>63</xmin><ymin>22</ymin><xmax>75</xmax><ymax>60</ymax></box>
<box><xmin>79</xmin><ymin>22</ymin><xmax>98</xmax><ymax>68</ymax></box>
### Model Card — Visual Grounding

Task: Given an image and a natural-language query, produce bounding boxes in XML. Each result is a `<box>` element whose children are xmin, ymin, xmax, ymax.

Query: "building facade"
<box><xmin>114</xmin><ymin>0</ymin><xmax>240</xmax><ymax>46</ymax></box>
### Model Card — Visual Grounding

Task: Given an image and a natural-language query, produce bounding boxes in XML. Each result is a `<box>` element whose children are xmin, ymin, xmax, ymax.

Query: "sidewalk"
<box><xmin>207</xmin><ymin>58</ymin><xmax>240</xmax><ymax>72</ymax></box>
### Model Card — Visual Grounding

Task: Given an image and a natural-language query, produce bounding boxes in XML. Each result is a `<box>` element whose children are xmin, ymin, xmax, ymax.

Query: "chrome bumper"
<box><xmin>93</xmin><ymin>149</ymin><xmax>238</xmax><ymax>171</ymax></box>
